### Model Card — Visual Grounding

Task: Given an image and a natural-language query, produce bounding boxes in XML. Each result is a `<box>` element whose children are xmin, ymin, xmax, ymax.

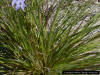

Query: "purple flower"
<box><xmin>12</xmin><ymin>0</ymin><xmax>26</xmax><ymax>11</ymax></box>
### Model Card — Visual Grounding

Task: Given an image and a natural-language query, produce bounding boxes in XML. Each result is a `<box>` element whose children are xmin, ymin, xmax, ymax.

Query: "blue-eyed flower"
<box><xmin>12</xmin><ymin>0</ymin><xmax>26</xmax><ymax>11</ymax></box>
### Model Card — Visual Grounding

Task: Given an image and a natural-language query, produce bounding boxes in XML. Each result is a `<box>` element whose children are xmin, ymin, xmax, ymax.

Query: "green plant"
<box><xmin>0</xmin><ymin>0</ymin><xmax>100</xmax><ymax>75</ymax></box>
